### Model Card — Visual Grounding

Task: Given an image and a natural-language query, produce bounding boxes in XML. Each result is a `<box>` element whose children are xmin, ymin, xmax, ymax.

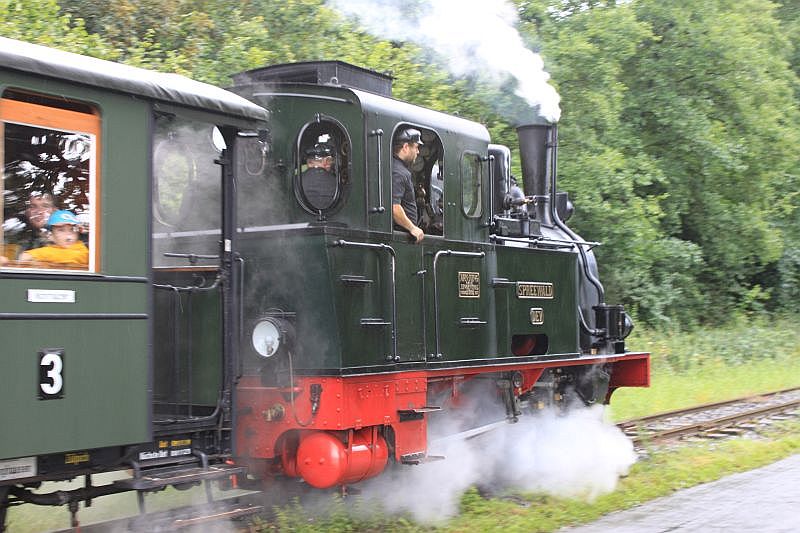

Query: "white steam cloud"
<box><xmin>326</xmin><ymin>0</ymin><xmax>561</xmax><ymax>122</ymax></box>
<box><xmin>357</xmin><ymin>404</ymin><xmax>636</xmax><ymax>522</ymax></box>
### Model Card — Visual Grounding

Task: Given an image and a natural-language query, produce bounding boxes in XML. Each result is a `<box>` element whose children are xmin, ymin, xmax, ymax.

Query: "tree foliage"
<box><xmin>2</xmin><ymin>0</ymin><xmax>799</xmax><ymax>327</ymax></box>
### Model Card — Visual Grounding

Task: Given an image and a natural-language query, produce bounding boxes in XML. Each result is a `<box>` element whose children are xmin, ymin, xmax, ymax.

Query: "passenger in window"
<box><xmin>392</xmin><ymin>128</ymin><xmax>424</xmax><ymax>243</ymax></box>
<box><xmin>301</xmin><ymin>143</ymin><xmax>337</xmax><ymax>210</ymax></box>
<box><xmin>17</xmin><ymin>210</ymin><xmax>88</xmax><ymax>269</ymax></box>
<box><xmin>4</xmin><ymin>191</ymin><xmax>56</xmax><ymax>249</ymax></box>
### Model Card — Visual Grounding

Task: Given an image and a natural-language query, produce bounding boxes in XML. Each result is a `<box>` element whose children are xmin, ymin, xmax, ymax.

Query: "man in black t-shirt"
<box><xmin>392</xmin><ymin>128</ymin><xmax>424</xmax><ymax>243</ymax></box>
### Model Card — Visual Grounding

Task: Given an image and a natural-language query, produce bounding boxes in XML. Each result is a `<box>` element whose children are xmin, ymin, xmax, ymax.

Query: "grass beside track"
<box><xmin>609</xmin><ymin>316</ymin><xmax>800</xmax><ymax>420</ymax></box>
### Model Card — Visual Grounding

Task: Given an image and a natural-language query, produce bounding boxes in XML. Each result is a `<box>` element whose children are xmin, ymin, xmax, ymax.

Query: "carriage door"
<box><xmin>151</xmin><ymin>114</ymin><xmax>224</xmax><ymax>423</ymax></box>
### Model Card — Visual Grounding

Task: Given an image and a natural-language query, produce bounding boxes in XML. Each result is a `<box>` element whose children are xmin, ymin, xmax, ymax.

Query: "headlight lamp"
<box><xmin>252</xmin><ymin>318</ymin><xmax>282</xmax><ymax>358</ymax></box>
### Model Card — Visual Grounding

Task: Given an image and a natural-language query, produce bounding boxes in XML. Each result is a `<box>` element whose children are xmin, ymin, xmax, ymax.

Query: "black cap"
<box><xmin>395</xmin><ymin>128</ymin><xmax>424</xmax><ymax>145</ymax></box>
<box><xmin>305</xmin><ymin>143</ymin><xmax>333</xmax><ymax>158</ymax></box>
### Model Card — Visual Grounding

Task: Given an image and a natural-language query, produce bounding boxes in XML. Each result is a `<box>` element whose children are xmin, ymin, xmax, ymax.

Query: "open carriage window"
<box><xmin>1</xmin><ymin>90</ymin><xmax>99</xmax><ymax>272</ymax></box>
<box><xmin>295</xmin><ymin>118</ymin><xmax>350</xmax><ymax>216</ymax></box>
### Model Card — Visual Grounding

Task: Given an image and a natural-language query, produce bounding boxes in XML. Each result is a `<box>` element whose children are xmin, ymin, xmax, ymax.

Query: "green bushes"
<box><xmin>609</xmin><ymin>315</ymin><xmax>800</xmax><ymax>420</ymax></box>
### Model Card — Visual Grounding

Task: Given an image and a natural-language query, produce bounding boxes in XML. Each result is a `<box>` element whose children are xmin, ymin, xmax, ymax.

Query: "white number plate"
<box><xmin>27</xmin><ymin>289</ymin><xmax>76</xmax><ymax>303</ymax></box>
<box><xmin>39</xmin><ymin>350</ymin><xmax>65</xmax><ymax>399</ymax></box>
<box><xmin>0</xmin><ymin>456</ymin><xmax>37</xmax><ymax>481</ymax></box>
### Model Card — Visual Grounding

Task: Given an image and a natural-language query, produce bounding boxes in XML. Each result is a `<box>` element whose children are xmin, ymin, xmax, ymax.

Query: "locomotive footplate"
<box><xmin>114</xmin><ymin>462</ymin><xmax>247</xmax><ymax>491</ymax></box>
<box><xmin>399</xmin><ymin>452</ymin><xmax>445</xmax><ymax>465</ymax></box>
<box><xmin>51</xmin><ymin>496</ymin><xmax>264</xmax><ymax>532</ymax></box>
<box><xmin>397</xmin><ymin>405</ymin><xmax>441</xmax><ymax>422</ymax></box>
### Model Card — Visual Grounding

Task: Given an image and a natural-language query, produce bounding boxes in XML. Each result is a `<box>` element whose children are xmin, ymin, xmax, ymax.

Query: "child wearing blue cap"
<box><xmin>17</xmin><ymin>210</ymin><xmax>89</xmax><ymax>268</ymax></box>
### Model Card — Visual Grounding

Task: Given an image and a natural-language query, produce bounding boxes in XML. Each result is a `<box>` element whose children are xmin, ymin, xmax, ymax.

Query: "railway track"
<box><xmin>617</xmin><ymin>386</ymin><xmax>800</xmax><ymax>447</ymax></box>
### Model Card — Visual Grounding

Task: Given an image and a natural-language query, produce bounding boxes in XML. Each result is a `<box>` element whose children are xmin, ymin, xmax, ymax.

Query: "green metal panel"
<box><xmin>442</xmin><ymin>134</ymin><xmax>491</xmax><ymax>244</ymax></box>
<box><xmin>238</xmin><ymin>228</ymin><xmax>342</xmax><ymax>372</ymax></box>
<box><xmin>388</xmin><ymin>234</ymin><xmax>426</xmax><ymax>363</ymax></box>
<box><xmin>0</xmin><ymin>281</ymin><xmax>148</xmax><ymax>458</ymax></box>
<box><xmin>424</xmin><ymin>240</ymin><xmax>495</xmax><ymax>361</ymax></box>
<box><xmin>329</xmin><ymin>237</ymin><xmax>395</xmax><ymax>367</ymax></box>
<box><xmin>237</xmin><ymin>90</ymin><xmax>366</xmax><ymax>230</ymax></box>
<box><xmin>102</xmin><ymin>97</ymin><xmax>151</xmax><ymax>276</ymax></box>
<box><xmin>152</xmin><ymin>273</ymin><xmax>222</xmax><ymax>407</ymax></box>
<box><xmin>495</xmin><ymin>246</ymin><xmax>580</xmax><ymax>355</ymax></box>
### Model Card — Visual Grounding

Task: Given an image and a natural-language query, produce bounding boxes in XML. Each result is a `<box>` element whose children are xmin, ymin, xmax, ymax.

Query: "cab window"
<box><xmin>1</xmin><ymin>90</ymin><xmax>98</xmax><ymax>272</ymax></box>
<box><xmin>295</xmin><ymin>118</ymin><xmax>350</xmax><ymax>216</ymax></box>
<box><xmin>392</xmin><ymin>125</ymin><xmax>444</xmax><ymax>236</ymax></box>
<box><xmin>461</xmin><ymin>152</ymin><xmax>483</xmax><ymax>218</ymax></box>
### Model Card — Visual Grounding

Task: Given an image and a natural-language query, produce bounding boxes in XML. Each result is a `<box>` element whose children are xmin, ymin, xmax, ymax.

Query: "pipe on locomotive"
<box><xmin>515</xmin><ymin>122</ymin><xmax>605</xmax><ymax>340</ymax></box>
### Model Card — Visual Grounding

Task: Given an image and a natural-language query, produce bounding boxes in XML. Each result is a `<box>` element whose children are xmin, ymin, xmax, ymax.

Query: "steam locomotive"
<box><xmin>0</xmin><ymin>38</ymin><xmax>648</xmax><ymax>528</ymax></box>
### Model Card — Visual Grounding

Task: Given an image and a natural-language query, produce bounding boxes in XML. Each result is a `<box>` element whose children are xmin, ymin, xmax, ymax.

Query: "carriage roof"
<box><xmin>0</xmin><ymin>37</ymin><xmax>268</xmax><ymax>122</ymax></box>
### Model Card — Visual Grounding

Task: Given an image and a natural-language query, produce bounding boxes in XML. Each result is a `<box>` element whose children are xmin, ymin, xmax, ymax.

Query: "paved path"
<box><xmin>558</xmin><ymin>454</ymin><xmax>800</xmax><ymax>533</ymax></box>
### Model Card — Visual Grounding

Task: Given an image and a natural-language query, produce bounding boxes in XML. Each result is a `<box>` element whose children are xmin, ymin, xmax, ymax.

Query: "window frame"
<box><xmin>460</xmin><ymin>150</ymin><xmax>483</xmax><ymax>219</ymax></box>
<box><xmin>293</xmin><ymin>115</ymin><xmax>351</xmax><ymax>217</ymax></box>
<box><xmin>0</xmin><ymin>96</ymin><xmax>101</xmax><ymax>272</ymax></box>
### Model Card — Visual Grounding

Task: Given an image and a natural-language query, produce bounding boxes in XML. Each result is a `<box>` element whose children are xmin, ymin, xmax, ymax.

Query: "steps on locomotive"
<box><xmin>400</xmin><ymin>452</ymin><xmax>446</xmax><ymax>465</ymax></box>
<box><xmin>114</xmin><ymin>462</ymin><xmax>247</xmax><ymax>491</ymax></box>
<box><xmin>52</xmin><ymin>496</ymin><xmax>264</xmax><ymax>532</ymax></box>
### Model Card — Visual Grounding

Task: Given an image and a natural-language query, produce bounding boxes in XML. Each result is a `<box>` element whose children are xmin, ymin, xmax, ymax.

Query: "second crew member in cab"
<box><xmin>392</xmin><ymin>128</ymin><xmax>424</xmax><ymax>243</ymax></box>
<box><xmin>301</xmin><ymin>142</ymin><xmax>337</xmax><ymax>210</ymax></box>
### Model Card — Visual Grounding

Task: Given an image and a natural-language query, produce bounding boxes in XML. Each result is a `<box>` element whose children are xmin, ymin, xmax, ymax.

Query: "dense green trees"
<box><xmin>2</xmin><ymin>0</ymin><xmax>798</xmax><ymax>327</ymax></box>
<box><xmin>521</xmin><ymin>0</ymin><xmax>800</xmax><ymax>324</ymax></box>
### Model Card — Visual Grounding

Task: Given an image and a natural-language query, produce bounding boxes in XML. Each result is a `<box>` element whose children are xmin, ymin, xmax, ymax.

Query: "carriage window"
<box><xmin>461</xmin><ymin>152</ymin><xmax>483</xmax><ymax>218</ymax></box>
<box><xmin>295</xmin><ymin>119</ymin><xmax>349</xmax><ymax>215</ymax></box>
<box><xmin>1</xmin><ymin>94</ymin><xmax>99</xmax><ymax>272</ymax></box>
<box><xmin>152</xmin><ymin>115</ymin><xmax>223</xmax><ymax>267</ymax></box>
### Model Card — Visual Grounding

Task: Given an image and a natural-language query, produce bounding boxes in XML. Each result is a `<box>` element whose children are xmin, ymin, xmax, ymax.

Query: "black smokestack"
<box><xmin>516</xmin><ymin>121</ymin><xmax>557</xmax><ymax>225</ymax></box>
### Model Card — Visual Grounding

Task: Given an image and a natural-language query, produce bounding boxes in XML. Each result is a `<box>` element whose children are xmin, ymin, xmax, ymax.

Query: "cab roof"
<box><xmin>0</xmin><ymin>37</ymin><xmax>268</xmax><ymax>122</ymax></box>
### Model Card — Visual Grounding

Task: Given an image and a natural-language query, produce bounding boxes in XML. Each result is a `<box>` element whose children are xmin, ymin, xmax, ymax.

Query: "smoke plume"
<box><xmin>326</xmin><ymin>0</ymin><xmax>561</xmax><ymax>122</ymax></box>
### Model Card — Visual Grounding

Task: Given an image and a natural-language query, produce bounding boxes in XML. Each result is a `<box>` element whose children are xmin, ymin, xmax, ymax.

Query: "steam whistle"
<box><xmin>503</xmin><ymin>194</ymin><xmax>534</xmax><ymax>211</ymax></box>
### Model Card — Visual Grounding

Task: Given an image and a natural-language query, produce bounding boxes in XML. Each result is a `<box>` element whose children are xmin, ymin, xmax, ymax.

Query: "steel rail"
<box><xmin>617</xmin><ymin>386</ymin><xmax>800</xmax><ymax>428</ymax></box>
<box><xmin>622</xmin><ymin>388</ymin><xmax>800</xmax><ymax>446</ymax></box>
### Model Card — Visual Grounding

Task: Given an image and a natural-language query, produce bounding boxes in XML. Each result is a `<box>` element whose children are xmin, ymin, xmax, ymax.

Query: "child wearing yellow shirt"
<box><xmin>18</xmin><ymin>210</ymin><xmax>88</xmax><ymax>268</ymax></box>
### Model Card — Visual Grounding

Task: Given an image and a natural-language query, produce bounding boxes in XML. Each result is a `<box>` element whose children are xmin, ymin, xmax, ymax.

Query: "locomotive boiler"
<box><xmin>0</xmin><ymin>40</ymin><xmax>648</xmax><ymax>529</ymax></box>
